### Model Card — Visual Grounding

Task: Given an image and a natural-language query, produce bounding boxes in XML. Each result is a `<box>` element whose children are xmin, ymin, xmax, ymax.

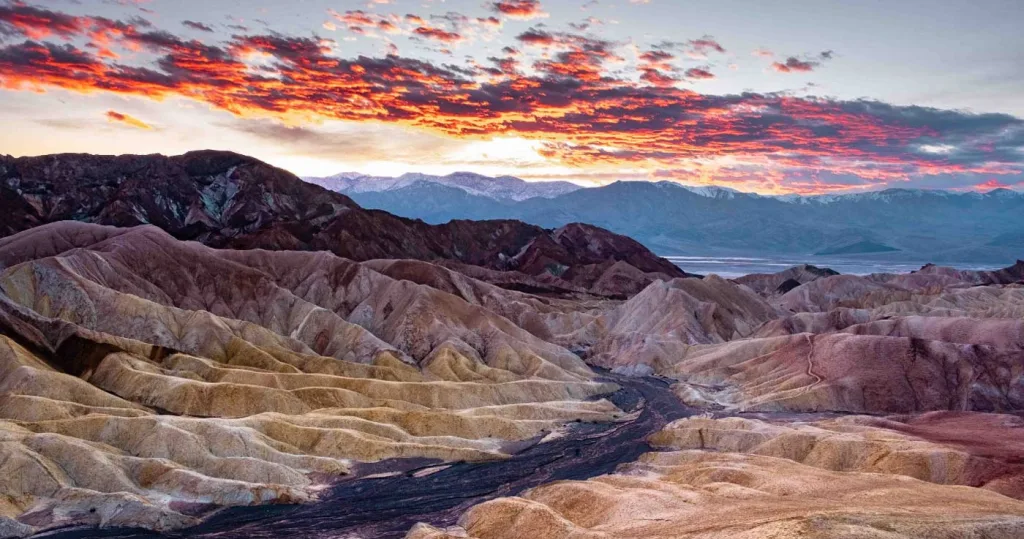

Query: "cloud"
<box><xmin>684</xmin><ymin>67</ymin><xmax>714</xmax><ymax>80</ymax></box>
<box><xmin>182</xmin><ymin>20</ymin><xmax>213</xmax><ymax>32</ymax></box>
<box><xmin>0</xmin><ymin>5</ymin><xmax>1021</xmax><ymax>194</ymax></box>
<box><xmin>771</xmin><ymin>56</ymin><xmax>819</xmax><ymax>73</ymax></box>
<box><xmin>105</xmin><ymin>109</ymin><xmax>152</xmax><ymax>129</ymax></box>
<box><xmin>568</xmin><ymin>17</ymin><xmax>601</xmax><ymax>31</ymax></box>
<box><xmin>959</xmin><ymin>177</ymin><xmax>1024</xmax><ymax>192</ymax></box>
<box><xmin>413</xmin><ymin>26</ymin><xmax>462</xmax><ymax>43</ymax></box>
<box><xmin>637</xmin><ymin>49</ymin><xmax>677</xmax><ymax>86</ymax></box>
<box><xmin>975</xmin><ymin>178</ymin><xmax>1010</xmax><ymax>190</ymax></box>
<box><xmin>477</xmin><ymin>16</ymin><xmax>502</xmax><ymax>28</ymax></box>
<box><xmin>515</xmin><ymin>28</ymin><xmax>555</xmax><ymax>46</ymax></box>
<box><xmin>491</xmin><ymin>0</ymin><xmax>547</xmax><ymax>20</ymax></box>
<box><xmin>651</xmin><ymin>36</ymin><xmax>726</xmax><ymax>60</ymax></box>
<box><xmin>689</xmin><ymin>36</ymin><xmax>725</xmax><ymax>55</ymax></box>
<box><xmin>770</xmin><ymin>51</ymin><xmax>834</xmax><ymax>73</ymax></box>
<box><xmin>328</xmin><ymin>9</ymin><xmax>401</xmax><ymax>36</ymax></box>
<box><xmin>0</xmin><ymin>3</ymin><xmax>89</xmax><ymax>39</ymax></box>
<box><xmin>514</xmin><ymin>27</ymin><xmax>621</xmax><ymax>82</ymax></box>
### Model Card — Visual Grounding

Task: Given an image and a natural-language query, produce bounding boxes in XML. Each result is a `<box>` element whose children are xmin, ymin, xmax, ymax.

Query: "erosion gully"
<box><xmin>36</xmin><ymin>372</ymin><xmax>694</xmax><ymax>539</ymax></box>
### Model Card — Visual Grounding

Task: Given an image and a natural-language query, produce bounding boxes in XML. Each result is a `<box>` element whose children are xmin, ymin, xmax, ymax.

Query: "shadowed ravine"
<box><xmin>35</xmin><ymin>373</ymin><xmax>694</xmax><ymax>539</ymax></box>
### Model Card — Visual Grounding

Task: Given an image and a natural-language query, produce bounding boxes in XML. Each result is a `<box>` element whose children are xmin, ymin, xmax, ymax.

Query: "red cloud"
<box><xmin>0</xmin><ymin>3</ymin><xmax>153</xmax><ymax>59</ymax></box>
<box><xmin>491</xmin><ymin>0</ymin><xmax>547</xmax><ymax>20</ymax></box>
<box><xmin>639</xmin><ymin>68</ymin><xmax>677</xmax><ymax>87</ymax></box>
<box><xmin>970</xmin><ymin>178</ymin><xmax>1023</xmax><ymax>191</ymax></box>
<box><xmin>637</xmin><ymin>49</ymin><xmax>677</xmax><ymax>87</ymax></box>
<box><xmin>0</xmin><ymin>6</ymin><xmax>1020</xmax><ymax>195</ymax></box>
<box><xmin>413</xmin><ymin>26</ymin><xmax>462</xmax><ymax>43</ymax></box>
<box><xmin>0</xmin><ymin>3</ymin><xmax>87</xmax><ymax>39</ymax></box>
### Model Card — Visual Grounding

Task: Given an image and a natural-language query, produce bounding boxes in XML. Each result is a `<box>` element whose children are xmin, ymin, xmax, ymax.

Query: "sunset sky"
<box><xmin>1</xmin><ymin>0</ymin><xmax>1022</xmax><ymax>194</ymax></box>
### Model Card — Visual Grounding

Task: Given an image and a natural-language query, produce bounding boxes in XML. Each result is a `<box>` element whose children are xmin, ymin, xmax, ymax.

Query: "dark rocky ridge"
<box><xmin>0</xmin><ymin>151</ymin><xmax>685</xmax><ymax>297</ymax></box>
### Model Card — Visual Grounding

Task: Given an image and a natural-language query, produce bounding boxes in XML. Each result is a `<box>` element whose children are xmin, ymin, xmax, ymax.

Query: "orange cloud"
<box><xmin>0</xmin><ymin>5</ymin><xmax>1021</xmax><ymax>194</ymax></box>
<box><xmin>105</xmin><ymin>110</ymin><xmax>152</xmax><ymax>129</ymax></box>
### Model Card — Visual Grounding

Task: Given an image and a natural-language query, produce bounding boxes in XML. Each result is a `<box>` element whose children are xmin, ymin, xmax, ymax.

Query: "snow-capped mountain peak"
<box><xmin>652</xmin><ymin>181</ymin><xmax>741</xmax><ymax>199</ymax></box>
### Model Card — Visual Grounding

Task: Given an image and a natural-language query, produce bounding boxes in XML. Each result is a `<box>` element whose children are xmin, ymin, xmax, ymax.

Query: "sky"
<box><xmin>0</xmin><ymin>0</ymin><xmax>1022</xmax><ymax>194</ymax></box>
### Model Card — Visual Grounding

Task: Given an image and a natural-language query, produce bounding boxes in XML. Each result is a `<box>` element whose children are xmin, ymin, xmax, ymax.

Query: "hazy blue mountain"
<box><xmin>304</xmin><ymin>171</ymin><xmax>581</xmax><ymax>202</ymax></box>
<box><xmin>347</xmin><ymin>181</ymin><xmax>516</xmax><ymax>223</ymax></box>
<box><xmin>306</xmin><ymin>176</ymin><xmax>1024</xmax><ymax>264</ymax></box>
<box><xmin>815</xmin><ymin>241</ymin><xmax>900</xmax><ymax>255</ymax></box>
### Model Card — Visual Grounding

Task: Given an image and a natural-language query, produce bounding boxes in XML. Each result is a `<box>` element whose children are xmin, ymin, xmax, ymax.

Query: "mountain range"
<box><xmin>308</xmin><ymin>173</ymin><xmax>1024</xmax><ymax>263</ymax></box>
<box><xmin>304</xmin><ymin>171</ymin><xmax>582</xmax><ymax>202</ymax></box>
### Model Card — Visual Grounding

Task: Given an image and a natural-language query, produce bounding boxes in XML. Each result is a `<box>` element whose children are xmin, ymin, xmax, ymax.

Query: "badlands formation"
<box><xmin>0</xmin><ymin>151</ymin><xmax>1022</xmax><ymax>537</ymax></box>
<box><xmin>408</xmin><ymin>263</ymin><xmax>1024</xmax><ymax>539</ymax></box>
<box><xmin>0</xmin><ymin>222</ymin><xmax>624</xmax><ymax>536</ymax></box>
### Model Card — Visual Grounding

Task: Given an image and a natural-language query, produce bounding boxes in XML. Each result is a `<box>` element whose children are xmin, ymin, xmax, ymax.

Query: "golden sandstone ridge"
<box><xmin>0</xmin><ymin>222</ymin><xmax>621</xmax><ymax>536</ymax></box>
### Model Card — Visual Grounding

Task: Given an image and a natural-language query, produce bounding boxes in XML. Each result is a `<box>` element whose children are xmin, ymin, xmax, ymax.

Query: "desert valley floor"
<box><xmin>1</xmin><ymin>152</ymin><xmax>1023</xmax><ymax>538</ymax></box>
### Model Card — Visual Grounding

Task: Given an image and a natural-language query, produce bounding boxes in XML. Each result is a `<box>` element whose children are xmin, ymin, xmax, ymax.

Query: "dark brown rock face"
<box><xmin>0</xmin><ymin>151</ymin><xmax>686</xmax><ymax>296</ymax></box>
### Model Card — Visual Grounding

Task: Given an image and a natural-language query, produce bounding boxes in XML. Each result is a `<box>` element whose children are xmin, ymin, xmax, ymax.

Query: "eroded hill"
<box><xmin>0</xmin><ymin>152</ymin><xmax>1023</xmax><ymax>538</ymax></box>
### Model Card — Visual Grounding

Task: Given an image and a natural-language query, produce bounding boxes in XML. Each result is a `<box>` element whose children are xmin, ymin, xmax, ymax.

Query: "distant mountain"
<box><xmin>321</xmin><ymin>179</ymin><xmax>1024</xmax><ymax>263</ymax></box>
<box><xmin>815</xmin><ymin>241</ymin><xmax>900</xmax><ymax>255</ymax></box>
<box><xmin>304</xmin><ymin>171</ymin><xmax>582</xmax><ymax>202</ymax></box>
<box><xmin>337</xmin><ymin>182</ymin><xmax>516</xmax><ymax>223</ymax></box>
